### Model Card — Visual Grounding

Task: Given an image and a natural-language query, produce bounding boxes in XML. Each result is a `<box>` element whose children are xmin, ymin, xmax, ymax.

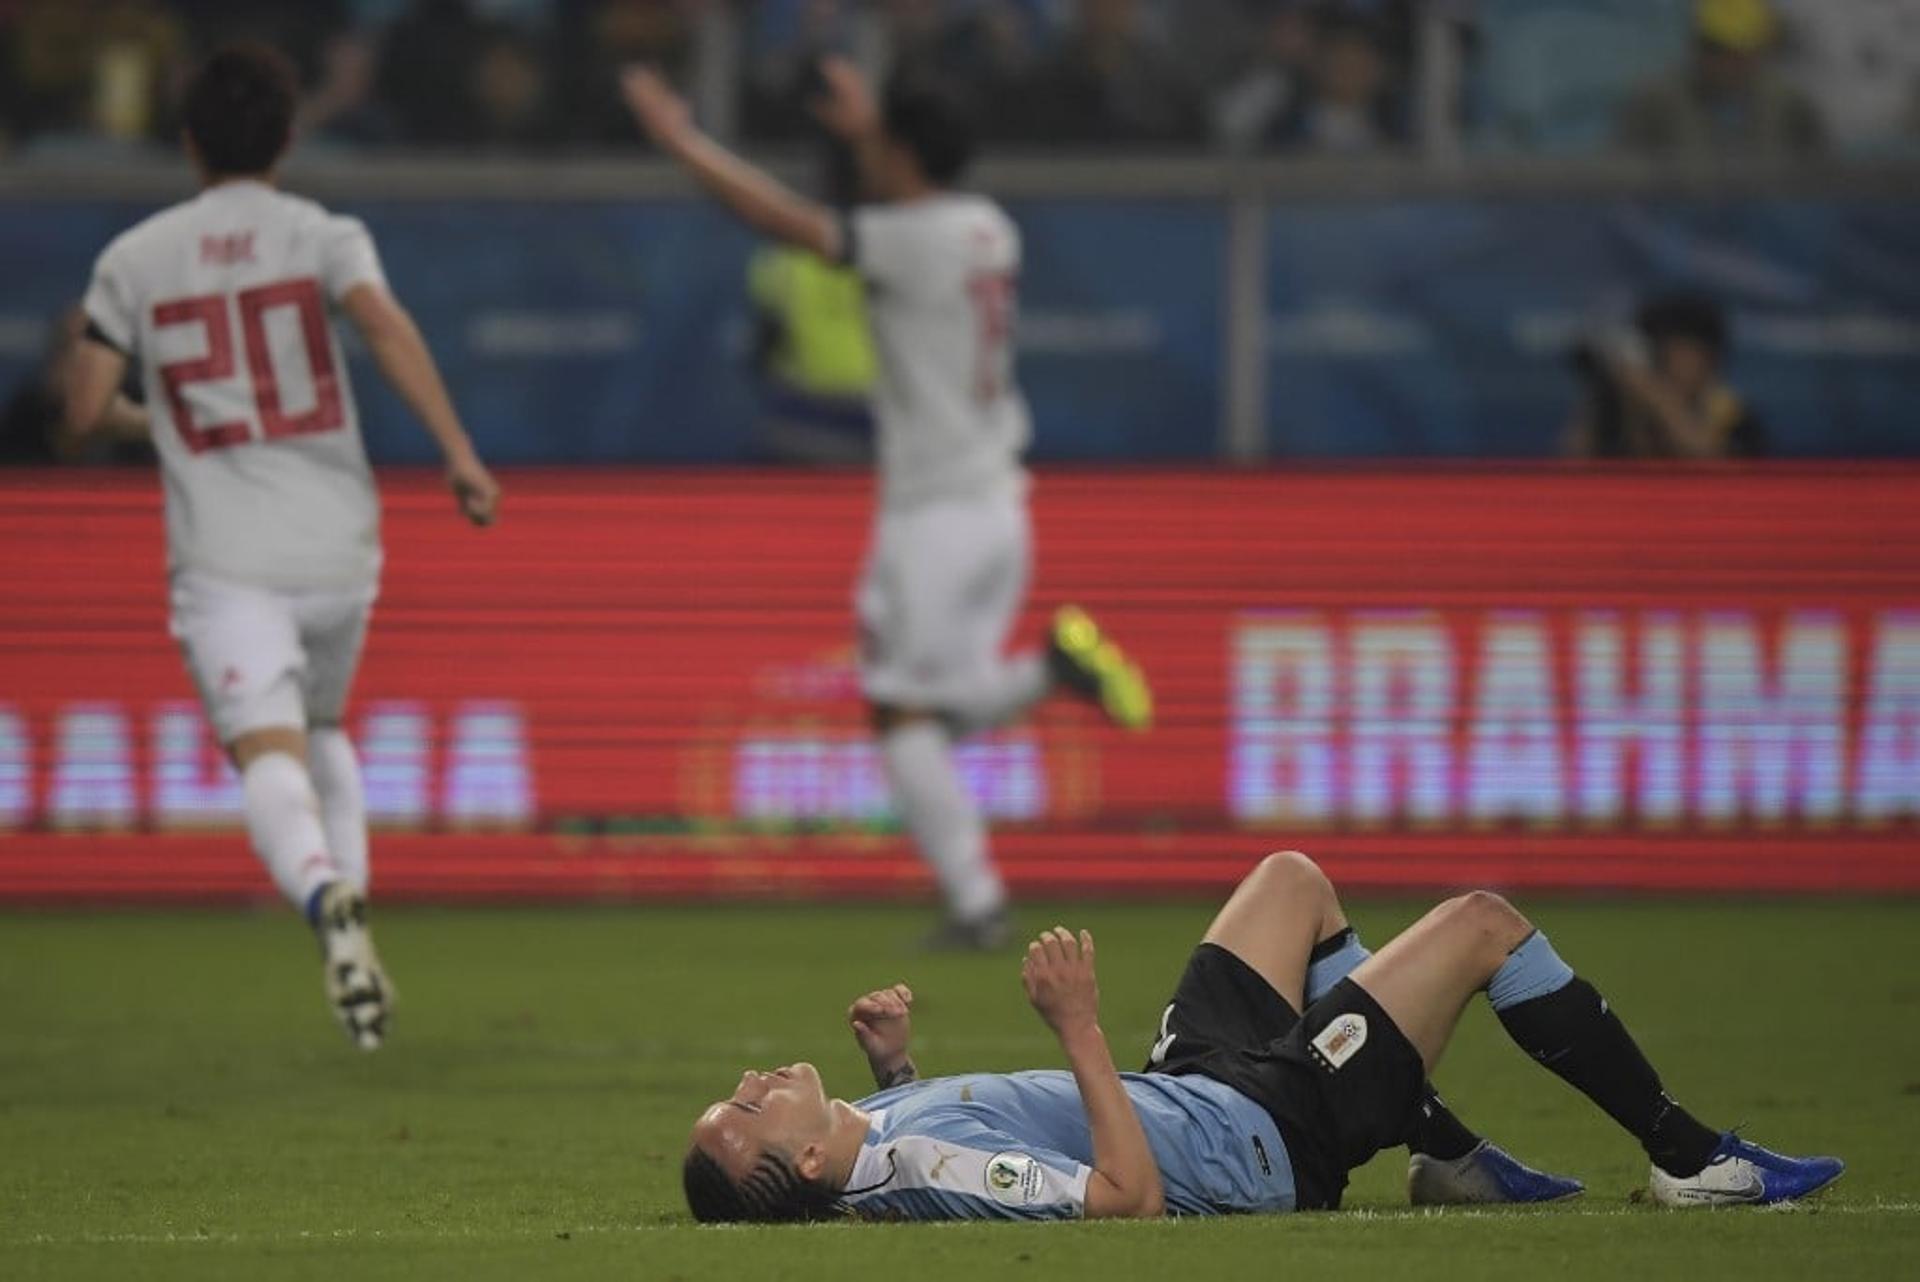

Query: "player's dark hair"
<box><xmin>881</xmin><ymin>73</ymin><xmax>977</xmax><ymax>186</ymax></box>
<box><xmin>1635</xmin><ymin>293</ymin><xmax>1730</xmax><ymax>360</ymax></box>
<box><xmin>682</xmin><ymin>1145</ymin><xmax>841</xmax><ymax>1224</ymax></box>
<box><xmin>183</xmin><ymin>43</ymin><xmax>298</xmax><ymax>178</ymax></box>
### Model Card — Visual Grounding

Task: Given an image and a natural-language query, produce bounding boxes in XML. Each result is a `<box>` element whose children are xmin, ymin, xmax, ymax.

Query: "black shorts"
<box><xmin>1142</xmin><ymin>943</ymin><xmax>1425</xmax><ymax>1210</ymax></box>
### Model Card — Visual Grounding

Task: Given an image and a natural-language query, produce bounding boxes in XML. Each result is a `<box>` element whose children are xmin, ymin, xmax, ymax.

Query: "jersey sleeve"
<box><xmin>845</xmin><ymin>204</ymin><xmax>943</xmax><ymax>294</ymax></box>
<box><xmin>80</xmin><ymin>242</ymin><xmax>138</xmax><ymax>356</ymax></box>
<box><xmin>318</xmin><ymin>215</ymin><xmax>387</xmax><ymax>302</ymax></box>
<box><xmin>846</xmin><ymin>1124</ymin><xmax>1091</xmax><ymax>1222</ymax></box>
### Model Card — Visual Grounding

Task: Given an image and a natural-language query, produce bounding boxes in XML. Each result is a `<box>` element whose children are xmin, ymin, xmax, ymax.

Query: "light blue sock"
<box><xmin>1306</xmin><ymin>929</ymin><xmax>1372</xmax><ymax>1004</ymax></box>
<box><xmin>1486</xmin><ymin>931</ymin><xmax>1575</xmax><ymax>1012</ymax></box>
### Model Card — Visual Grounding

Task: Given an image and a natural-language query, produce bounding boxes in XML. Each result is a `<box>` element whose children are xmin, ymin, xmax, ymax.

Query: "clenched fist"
<box><xmin>848</xmin><ymin>982</ymin><xmax>914</xmax><ymax>1081</ymax></box>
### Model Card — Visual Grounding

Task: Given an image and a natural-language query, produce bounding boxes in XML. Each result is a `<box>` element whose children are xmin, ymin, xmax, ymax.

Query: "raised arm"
<box><xmin>620</xmin><ymin>66</ymin><xmax>844</xmax><ymax>261</ymax></box>
<box><xmin>1023</xmin><ymin>928</ymin><xmax>1165</xmax><ymax>1219</ymax></box>
<box><xmin>848</xmin><ymin>983</ymin><xmax>919</xmax><ymax>1089</ymax></box>
<box><xmin>338</xmin><ymin>283</ymin><xmax>499</xmax><ymax>526</ymax></box>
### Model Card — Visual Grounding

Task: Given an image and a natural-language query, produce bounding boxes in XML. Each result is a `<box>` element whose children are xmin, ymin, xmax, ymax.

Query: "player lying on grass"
<box><xmin>63</xmin><ymin>44</ymin><xmax>501</xmax><ymax>1050</ymax></box>
<box><xmin>683</xmin><ymin>851</ymin><xmax>1843</xmax><ymax>1221</ymax></box>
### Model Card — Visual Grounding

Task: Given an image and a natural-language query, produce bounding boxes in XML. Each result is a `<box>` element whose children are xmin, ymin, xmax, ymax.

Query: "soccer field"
<box><xmin>2</xmin><ymin>899</ymin><xmax>1916</xmax><ymax>1280</ymax></box>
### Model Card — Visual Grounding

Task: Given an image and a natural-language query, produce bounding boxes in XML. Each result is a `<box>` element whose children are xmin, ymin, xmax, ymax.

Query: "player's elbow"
<box><xmin>1086</xmin><ymin>1173</ymin><xmax>1164</xmax><ymax>1220</ymax></box>
<box><xmin>58</xmin><ymin>382</ymin><xmax>106</xmax><ymax>441</ymax></box>
<box><xmin>771</xmin><ymin>208</ymin><xmax>840</xmax><ymax>262</ymax></box>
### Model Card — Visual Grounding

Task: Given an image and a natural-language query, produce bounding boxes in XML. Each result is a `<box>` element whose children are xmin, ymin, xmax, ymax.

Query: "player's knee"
<box><xmin>869</xmin><ymin>702</ymin><xmax>942</xmax><ymax>735</ymax></box>
<box><xmin>1440</xmin><ymin>890</ymin><xmax>1532</xmax><ymax>954</ymax></box>
<box><xmin>1251</xmin><ymin>850</ymin><xmax>1333</xmax><ymax>902</ymax></box>
<box><xmin>228</xmin><ymin>726</ymin><xmax>308</xmax><ymax>772</ymax></box>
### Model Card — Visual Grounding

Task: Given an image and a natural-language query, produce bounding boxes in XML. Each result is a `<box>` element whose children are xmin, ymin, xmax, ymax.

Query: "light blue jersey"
<box><xmin>843</xmin><ymin>1070</ymin><xmax>1295</xmax><ymax>1220</ymax></box>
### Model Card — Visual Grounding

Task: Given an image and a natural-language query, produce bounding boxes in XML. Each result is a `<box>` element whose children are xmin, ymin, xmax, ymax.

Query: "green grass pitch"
<box><xmin>3</xmin><ymin>897</ymin><xmax>1917</xmax><ymax>1280</ymax></box>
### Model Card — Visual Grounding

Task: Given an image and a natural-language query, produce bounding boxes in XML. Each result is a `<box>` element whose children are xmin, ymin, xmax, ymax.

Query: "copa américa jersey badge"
<box><xmin>1310</xmin><ymin>1013</ymin><xmax>1368</xmax><ymax>1071</ymax></box>
<box><xmin>984</xmin><ymin>1152</ymin><xmax>1043</xmax><ymax>1207</ymax></box>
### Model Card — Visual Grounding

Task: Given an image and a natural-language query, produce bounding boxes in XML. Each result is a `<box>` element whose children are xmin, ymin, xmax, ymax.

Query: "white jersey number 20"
<box><xmin>154</xmin><ymin>276</ymin><xmax>344</xmax><ymax>454</ymax></box>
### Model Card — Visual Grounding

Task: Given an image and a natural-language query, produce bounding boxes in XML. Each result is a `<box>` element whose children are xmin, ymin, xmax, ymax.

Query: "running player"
<box><xmin>621</xmin><ymin>61</ymin><xmax>1152</xmax><ymax>949</ymax></box>
<box><xmin>682</xmin><ymin>850</ymin><xmax>1843</xmax><ymax>1221</ymax></box>
<box><xmin>62</xmin><ymin>45</ymin><xmax>501</xmax><ymax>1049</ymax></box>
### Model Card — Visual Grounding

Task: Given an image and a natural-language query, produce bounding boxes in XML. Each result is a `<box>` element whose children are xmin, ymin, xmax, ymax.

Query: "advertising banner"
<box><xmin>1</xmin><ymin>466</ymin><xmax>1915</xmax><ymax>901</ymax></box>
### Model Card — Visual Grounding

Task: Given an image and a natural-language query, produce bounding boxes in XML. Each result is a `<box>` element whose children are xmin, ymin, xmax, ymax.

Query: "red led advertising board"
<box><xmin>2</xmin><ymin>466</ymin><xmax>1915</xmax><ymax>902</ymax></box>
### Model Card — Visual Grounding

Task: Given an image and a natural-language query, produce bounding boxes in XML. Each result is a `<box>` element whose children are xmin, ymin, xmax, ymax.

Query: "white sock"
<box><xmin>880</xmin><ymin>720</ymin><xmax>1005</xmax><ymax>923</ymax></box>
<box><xmin>307</xmin><ymin>728</ymin><xmax>369</xmax><ymax>894</ymax></box>
<box><xmin>946</xmin><ymin>652</ymin><xmax>1050</xmax><ymax>736</ymax></box>
<box><xmin>241</xmin><ymin>751</ymin><xmax>340</xmax><ymax>910</ymax></box>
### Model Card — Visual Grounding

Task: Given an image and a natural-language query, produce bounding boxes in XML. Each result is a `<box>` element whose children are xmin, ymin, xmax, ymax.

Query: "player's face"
<box><xmin>690</xmin><ymin>1062</ymin><xmax>834</xmax><ymax>1179</ymax></box>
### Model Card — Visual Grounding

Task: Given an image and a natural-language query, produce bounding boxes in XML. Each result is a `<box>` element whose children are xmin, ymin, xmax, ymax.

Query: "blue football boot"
<box><xmin>1409</xmin><ymin>1140</ymin><xmax>1586</xmax><ymax>1206</ymax></box>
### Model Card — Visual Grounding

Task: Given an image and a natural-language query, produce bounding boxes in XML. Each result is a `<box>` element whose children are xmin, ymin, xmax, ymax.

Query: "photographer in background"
<box><xmin>1565</xmin><ymin>294</ymin><xmax>1768</xmax><ymax>460</ymax></box>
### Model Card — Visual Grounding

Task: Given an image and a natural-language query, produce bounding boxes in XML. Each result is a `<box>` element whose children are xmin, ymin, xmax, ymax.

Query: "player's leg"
<box><xmin>306</xmin><ymin>725</ymin><xmax>366</xmax><ymax>890</ymax></box>
<box><xmin>1198</xmin><ymin>850</ymin><xmax>1342</xmax><ymax>1011</ymax></box>
<box><xmin>171</xmin><ymin>574</ymin><xmax>342</xmax><ymax>919</ymax></box>
<box><xmin>300</xmin><ymin>585</ymin><xmax>376</xmax><ymax>894</ymax></box>
<box><xmin>861</xmin><ymin>511</ymin><xmax>1007</xmax><ymax>946</ymax></box>
<box><xmin>1206</xmin><ymin>854</ymin><xmax>1580</xmax><ymax>1203</ymax></box>
<box><xmin>939</xmin><ymin>493</ymin><xmax>1048</xmax><ymax>737</ymax></box>
<box><xmin>1043</xmin><ymin>604</ymin><xmax>1153</xmax><ymax>732</ymax></box>
<box><xmin>295</xmin><ymin>584</ymin><xmax>390</xmax><ymax>1050</ymax></box>
<box><xmin>937</xmin><ymin>489</ymin><xmax>1152</xmax><ymax>737</ymax></box>
<box><xmin>1351</xmin><ymin>893</ymin><xmax>1842</xmax><ymax>1206</ymax></box>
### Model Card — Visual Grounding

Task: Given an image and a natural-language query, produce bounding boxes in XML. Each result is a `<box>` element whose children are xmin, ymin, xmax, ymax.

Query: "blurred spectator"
<box><xmin>2</xmin><ymin>0</ymin><xmax>188</xmax><ymax>153</ymax></box>
<box><xmin>299</xmin><ymin>30</ymin><xmax>396</xmax><ymax>149</ymax></box>
<box><xmin>171</xmin><ymin>0</ymin><xmax>353</xmax><ymax>86</ymax></box>
<box><xmin>1270</xmin><ymin>10</ymin><xmax>1407</xmax><ymax>152</ymax></box>
<box><xmin>1208</xmin><ymin>1</ymin><xmax>1317</xmax><ymax>152</ymax></box>
<box><xmin>468</xmin><ymin>26</ymin><xmax>562</xmax><ymax>147</ymax></box>
<box><xmin>553</xmin><ymin>0</ymin><xmax>696</xmax><ymax>145</ymax></box>
<box><xmin>1468</xmin><ymin>0</ymin><xmax>1693</xmax><ymax>153</ymax></box>
<box><xmin>1773</xmin><ymin>0</ymin><xmax>1920</xmax><ymax>154</ymax></box>
<box><xmin>376</xmin><ymin>0</ymin><xmax>494</xmax><ymax>146</ymax></box>
<box><xmin>898</xmin><ymin>1</ymin><xmax>1045</xmax><ymax>141</ymax></box>
<box><xmin>742</xmin><ymin>0</ymin><xmax>854</xmax><ymax>141</ymax></box>
<box><xmin>0</xmin><ymin>305</ymin><xmax>152</xmax><ymax>465</ymax></box>
<box><xmin>1021</xmin><ymin>0</ymin><xmax>1205</xmax><ymax>145</ymax></box>
<box><xmin>1615</xmin><ymin>0</ymin><xmax>1825</xmax><ymax>156</ymax></box>
<box><xmin>1565</xmin><ymin>294</ymin><xmax>1767</xmax><ymax>459</ymax></box>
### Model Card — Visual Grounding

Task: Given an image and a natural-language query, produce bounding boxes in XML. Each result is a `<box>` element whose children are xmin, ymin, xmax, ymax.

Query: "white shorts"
<box><xmin>168</xmin><ymin>570</ymin><xmax>377</xmax><ymax>745</ymax></box>
<box><xmin>857</xmin><ymin>487</ymin><xmax>1031</xmax><ymax>710</ymax></box>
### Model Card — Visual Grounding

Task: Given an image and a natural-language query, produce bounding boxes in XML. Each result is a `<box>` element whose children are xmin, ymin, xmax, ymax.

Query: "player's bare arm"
<box><xmin>59</xmin><ymin>336</ymin><xmax>149</xmax><ymax>446</ymax></box>
<box><xmin>1024</xmin><ymin>928</ymin><xmax>1166</xmax><ymax>1219</ymax></box>
<box><xmin>339</xmin><ymin>283</ymin><xmax>500</xmax><ymax>526</ymax></box>
<box><xmin>848</xmin><ymin>983</ymin><xmax>918</xmax><ymax>1089</ymax></box>
<box><xmin>620</xmin><ymin>66</ymin><xmax>844</xmax><ymax>262</ymax></box>
<box><xmin>809</xmin><ymin>57</ymin><xmax>890</xmax><ymax>200</ymax></box>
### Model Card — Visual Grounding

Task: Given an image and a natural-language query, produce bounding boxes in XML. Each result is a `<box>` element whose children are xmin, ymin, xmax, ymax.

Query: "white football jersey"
<box><xmin>846</xmin><ymin>194</ymin><xmax>1030</xmax><ymax>509</ymax></box>
<box><xmin>83</xmin><ymin>180</ymin><xmax>384</xmax><ymax>590</ymax></box>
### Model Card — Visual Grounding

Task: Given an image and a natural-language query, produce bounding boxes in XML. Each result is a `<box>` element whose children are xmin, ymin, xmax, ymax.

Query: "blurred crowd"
<box><xmin>3</xmin><ymin>0</ymin><xmax>1919</xmax><ymax>159</ymax></box>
